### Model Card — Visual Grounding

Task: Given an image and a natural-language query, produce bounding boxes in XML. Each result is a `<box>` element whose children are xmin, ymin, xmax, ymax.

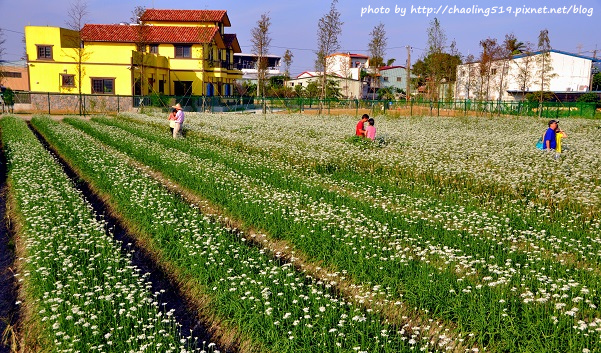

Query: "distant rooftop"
<box><xmin>140</xmin><ymin>9</ymin><xmax>230</xmax><ymax>26</ymax></box>
<box><xmin>81</xmin><ymin>24</ymin><xmax>220</xmax><ymax>44</ymax></box>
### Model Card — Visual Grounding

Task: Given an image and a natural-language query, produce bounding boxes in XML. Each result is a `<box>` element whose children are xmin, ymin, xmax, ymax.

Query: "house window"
<box><xmin>491</xmin><ymin>68</ymin><xmax>497</xmax><ymax>75</ymax></box>
<box><xmin>61</xmin><ymin>74</ymin><xmax>75</xmax><ymax>87</ymax></box>
<box><xmin>136</xmin><ymin>44</ymin><xmax>146</xmax><ymax>52</ymax></box>
<box><xmin>37</xmin><ymin>45</ymin><xmax>53</xmax><ymax>60</ymax></box>
<box><xmin>383</xmin><ymin>77</ymin><xmax>389</xmax><ymax>82</ymax></box>
<box><xmin>91</xmin><ymin>78</ymin><xmax>115</xmax><ymax>94</ymax></box>
<box><xmin>175</xmin><ymin>45</ymin><xmax>192</xmax><ymax>58</ymax></box>
<box><xmin>1</xmin><ymin>71</ymin><xmax>22</xmax><ymax>78</ymax></box>
<box><xmin>149</xmin><ymin>44</ymin><xmax>159</xmax><ymax>54</ymax></box>
<box><xmin>396</xmin><ymin>77</ymin><xmax>402</xmax><ymax>82</ymax></box>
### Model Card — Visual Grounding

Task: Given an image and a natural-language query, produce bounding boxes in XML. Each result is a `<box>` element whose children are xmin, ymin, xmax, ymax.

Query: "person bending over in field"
<box><xmin>543</xmin><ymin>119</ymin><xmax>558</xmax><ymax>152</ymax></box>
<box><xmin>356</xmin><ymin>114</ymin><xmax>369</xmax><ymax>137</ymax></box>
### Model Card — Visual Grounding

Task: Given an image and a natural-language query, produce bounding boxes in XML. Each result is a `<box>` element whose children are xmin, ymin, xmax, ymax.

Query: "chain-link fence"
<box><xmin>3</xmin><ymin>91</ymin><xmax>598</xmax><ymax>118</ymax></box>
<box><xmin>255</xmin><ymin>97</ymin><xmax>599</xmax><ymax>119</ymax></box>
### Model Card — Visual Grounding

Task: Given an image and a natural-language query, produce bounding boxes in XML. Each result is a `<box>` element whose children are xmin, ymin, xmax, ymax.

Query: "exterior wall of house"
<box><xmin>326</xmin><ymin>54</ymin><xmax>367</xmax><ymax>80</ymax></box>
<box><xmin>456</xmin><ymin>51</ymin><xmax>595</xmax><ymax>101</ymax></box>
<box><xmin>506</xmin><ymin>52</ymin><xmax>592</xmax><ymax>93</ymax></box>
<box><xmin>286</xmin><ymin>76</ymin><xmax>365</xmax><ymax>99</ymax></box>
<box><xmin>0</xmin><ymin>61</ymin><xmax>29</xmax><ymax>91</ymax></box>
<box><xmin>234</xmin><ymin>53</ymin><xmax>281</xmax><ymax>82</ymax></box>
<box><xmin>379</xmin><ymin>66</ymin><xmax>415</xmax><ymax>93</ymax></box>
<box><xmin>25</xmin><ymin>12</ymin><xmax>242</xmax><ymax>98</ymax></box>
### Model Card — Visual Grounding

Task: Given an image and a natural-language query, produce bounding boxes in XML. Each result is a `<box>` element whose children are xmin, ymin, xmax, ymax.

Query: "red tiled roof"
<box><xmin>222</xmin><ymin>34</ymin><xmax>241</xmax><ymax>52</ymax></box>
<box><xmin>328</xmin><ymin>52</ymin><xmax>369</xmax><ymax>59</ymax></box>
<box><xmin>81</xmin><ymin>24</ymin><xmax>219</xmax><ymax>44</ymax></box>
<box><xmin>379</xmin><ymin>65</ymin><xmax>406</xmax><ymax>70</ymax></box>
<box><xmin>140</xmin><ymin>9</ymin><xmax>230</xmax><ymax>26</ymax></box>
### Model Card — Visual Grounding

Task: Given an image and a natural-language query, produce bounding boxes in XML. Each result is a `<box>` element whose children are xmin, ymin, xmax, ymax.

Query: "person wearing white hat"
<box><xmin>172</xmin><ymin>103</ymin><xmax>185</xmax><ymax>138</ymax></box>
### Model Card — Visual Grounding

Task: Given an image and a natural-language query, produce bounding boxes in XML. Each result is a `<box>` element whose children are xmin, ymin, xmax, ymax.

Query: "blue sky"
<box><xmin>1</xmin><ymin>0</ymin><xmax>599</xmax><ymax>76</ymax></box>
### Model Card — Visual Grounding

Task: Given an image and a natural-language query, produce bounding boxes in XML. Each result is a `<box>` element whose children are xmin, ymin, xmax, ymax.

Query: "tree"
<box><xmin>536</xmin><ymin>29</ymin><xmax>555</xmax><ymax>117</ymax></box>
<box><xmin>386</xmin><ymin>58</ymin><xmax>396</xmax><ymax>66</ymax></box>
<box><xmin>377</xmin><ymin>86</ymin><xmax>401</xmax><ymax>100</ymax></box>
<box><xmin>235</xmin><ymin>81</ymin><xmax>256</xmax><ymax>96</ymax></box>
<box><xmin>2</xmin><ymin>88</ymin><xmax>15</xmax><ymax>112</ymax></box>
<box><xmin>592</xmin><ymin>72</ymin><xmax>601</xmax><ymax>91</ymax></box>
<box><xmin>316</xmin><ymin>0</ymin><xmax>343</xmax><ymax>106</ymax></box>
<box><xmin>419</xmin><ymin>17</ymin><xmax>457</xmax><ymax>100</ymax></box>
<box><xmin>427</xmin><ymin>18</ymin><xmax>446</xmax><ymax>54</ymax></box>
<box><xmin>282</xmin><ymin>49</ymin><xmax>293</xmax><ymax>79</ymax></box>
<box><xmin>367</xmin><ymin>22</ymin><xmax>387</xmax><ymax>97</ymax></box>
<box><xmin>497</xmin><ymin>33</ymin><xmax>520</xmax><ymax>100</ymax></box>
<box><xmin>513</xmin><ymin>42</ymin><xmax>535</xmax><ymax>100</ymax></box>
<box><xmin>293</xmin><ymin>84</ymin><xmax>304</xmax><ymax>97</ymax></box>
<box><xmin>412</xmin><ymin>52</ymin><xmax>461</xmax><ymax>100</ymax></box>
<box><xmin>251</xmin><ymin>12</ymin><xmax>272</xmax><ymax>107</ymax></box>
<box><xmin>130</xmin><ymin>6</ymin><xmax>150</xmax><ymax>96</ymax></box>
<box><xmin>576</xmin><ymin>92</ymin><xmax>599</xmax><ymax>103</ymax></box>
<box><xmin>505</xmin><ymin>34</ymin><xmax>525</xmax><ymax>55</ymax></box>
<box><xmin>65</xmin><ymin>0</ymin><xmax>90</xmax><ymax>115</ymax></box>
<box><xmin>318</xmin><ymin>78</ymin><xmax>342</xmax><ymax>99</ymax></box>
<box><xmin>306</xmin><ymin>81</ymin><xmax>319</xmax><ymax>100</ymax></box>
<box><xmin>478</xmin><ymin>37</ymin><xmax>500</xmax><ymax>100</ymax></box>
<box><xmin>0</xmin><ymin>28</ymin><xmax>5</xmax><ymax>86</ymax></box>
<box><xmin>456</xmin><ymin>53</ymin><xmax>478</xmax><ymax>100</ymax></box>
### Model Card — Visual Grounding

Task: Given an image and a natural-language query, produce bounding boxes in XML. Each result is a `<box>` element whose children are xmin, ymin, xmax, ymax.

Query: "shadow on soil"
<box><xmin>24</xmin><ymin>124</ymin><xmax>230</xmax><ymax>352</ymax></box>
<box><xmin>0</xmin><ymin>140</ymin><xmax>19</xmax><ymax>353</ymax></box>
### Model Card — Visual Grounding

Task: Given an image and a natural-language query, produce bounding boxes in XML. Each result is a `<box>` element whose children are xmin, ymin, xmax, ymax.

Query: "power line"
<box><xmin>0</xmin><ymin>27</ymin><xmax>25</xmax><ymax>35</ymax></box>
<box><xmin>240</xmin><ymin>43</ymin><xmax>424</xmax><ymax>53</ymax></box>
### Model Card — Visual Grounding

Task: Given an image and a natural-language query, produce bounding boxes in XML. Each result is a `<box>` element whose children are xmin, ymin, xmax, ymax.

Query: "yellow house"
<box><xmin>26</xmin><ymin>9</ymin><xmax>242</xmax><ymax>97</ymax></box>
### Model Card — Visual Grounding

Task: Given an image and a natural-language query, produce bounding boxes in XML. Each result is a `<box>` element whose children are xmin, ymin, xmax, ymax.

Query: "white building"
<box><xmin>326</xmin><ymin>52</ymin><xmax>370</xmax><ymax>80</ymax></box>
<box><xmin>234</xmin><ymin>53</ymin><xmax>281</xmax><ymax>82</ymax></box>
<box><xmin>285</xmin><ymin>71</ymin><xmax>367</xmax><ymax>99</ymax></box>
<box><xmin>455</xmin><ymin>50</ymin><xmax>600</xmax><ymax>101</ymax></box>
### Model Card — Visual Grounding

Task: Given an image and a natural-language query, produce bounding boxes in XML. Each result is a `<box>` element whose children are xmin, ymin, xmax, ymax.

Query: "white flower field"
<box><xmin>1</xmin><ymin>111</ymin><xmax>600</xmax><ymax>353</ymax></box>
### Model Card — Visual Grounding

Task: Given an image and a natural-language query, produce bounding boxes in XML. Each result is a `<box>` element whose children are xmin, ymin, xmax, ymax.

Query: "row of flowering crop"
<box><xmin>100</xmin><ymin>115</ymin><xmax>600</xmax><ymax>264</ymax></box>
<box><xmin>0</xmin><ymin>116</ymin><xmax>198</xmax><ymax>352</ymax></box>
<box><xmin>131</xmin><ymin>111</ymin><xmax>601</xmax><ymax>215</ymax></box>
<box><xmin>122</xmin><ymin>112</ymin><xmax>600</xmax><ymax>265</ymax></box>
<box><xmin>64</xmin><ymin>115</ymin><xmax>600</xmax><ymax>352</ymax></box>
<box><xmin>30</xmin><ymin>116</ymin><xmax>428</xmax><ymax>353</ymax></box>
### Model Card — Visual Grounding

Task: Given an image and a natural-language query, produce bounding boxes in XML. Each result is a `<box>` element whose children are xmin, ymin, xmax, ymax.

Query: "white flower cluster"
<box><xmin>30</xmin><ymin>117</ymin><xmax>435</xmax><ymax>352</ymax></box>
<box><xmin>2</xmin><ymin>117</ymin><xmax>198</xmax><ymax>353</ymax></box>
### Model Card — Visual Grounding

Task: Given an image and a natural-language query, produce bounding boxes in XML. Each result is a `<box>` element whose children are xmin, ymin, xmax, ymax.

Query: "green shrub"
<box><xmin>149</xmin><ymin>92</ymin><xmax>170</xmax><ymax>107</ymax></box>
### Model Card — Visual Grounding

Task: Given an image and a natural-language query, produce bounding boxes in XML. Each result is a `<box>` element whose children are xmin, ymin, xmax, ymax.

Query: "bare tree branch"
<box><xmin>251</xmin><ymin>12</ymin><xmax>272</xmax><ymax>100</ymax></box>
<box><xmin>316</xmin><ymin>0</ymin><xmax>343</xmax><ymax>103</ymax></box>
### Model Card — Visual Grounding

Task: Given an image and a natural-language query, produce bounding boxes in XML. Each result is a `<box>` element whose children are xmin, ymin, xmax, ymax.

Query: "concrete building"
<box><xmin>326</xmin><ymin>52</ymin><xmax>369</xmax><ymax>80</ymax></box>
<box><xmin>25</xmin><ymin>9</ymin><xmax>242</xmax><ymax>97</ymax></box>
<box><xmin>378</xmin><ymin>65</ymin><xmax>417</xmax><ymax>96</ymax></box>
<box><xmin>0</xmin><ymin>60</ymin><xmax>30</xmax><ymax>91</ymax></box>
<box><xmin>455</xmin><ymin>49</ymin><xmax>600</xmax><ymax>101</ymax></box>
<box><xmin>285</xmin><ymin>71</ymin><xmax>367</xmax><ymax>99</ymax></box>
<box><xmin>234</xmin><ymin>53</ymin><xmax>281</xmax><ymax>82</ymax></box>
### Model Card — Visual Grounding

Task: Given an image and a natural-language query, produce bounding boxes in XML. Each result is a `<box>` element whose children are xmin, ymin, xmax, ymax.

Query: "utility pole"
<box><xmin>406</xmin><ymin>45</ymin><xmax>411</xmax><ymax>102</ymax></box>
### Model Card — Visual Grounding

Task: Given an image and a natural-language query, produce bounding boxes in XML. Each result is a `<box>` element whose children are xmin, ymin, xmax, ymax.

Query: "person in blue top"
<box><xmin>543</xmin><ymin>120</ymin><xmax>559</xmax><ymax>151</ymax></box>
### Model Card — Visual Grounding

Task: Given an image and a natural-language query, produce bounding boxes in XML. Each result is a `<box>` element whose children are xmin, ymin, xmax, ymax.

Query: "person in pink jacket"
<box><xmin>172</xmin><ymin>103</ymin><xmax>185</xmax><ymax>138</ymax></box>
<box><xmin>366</xmin><ymin>118</ymin><xmax>376</xmax><ymax>141</ymax></box>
